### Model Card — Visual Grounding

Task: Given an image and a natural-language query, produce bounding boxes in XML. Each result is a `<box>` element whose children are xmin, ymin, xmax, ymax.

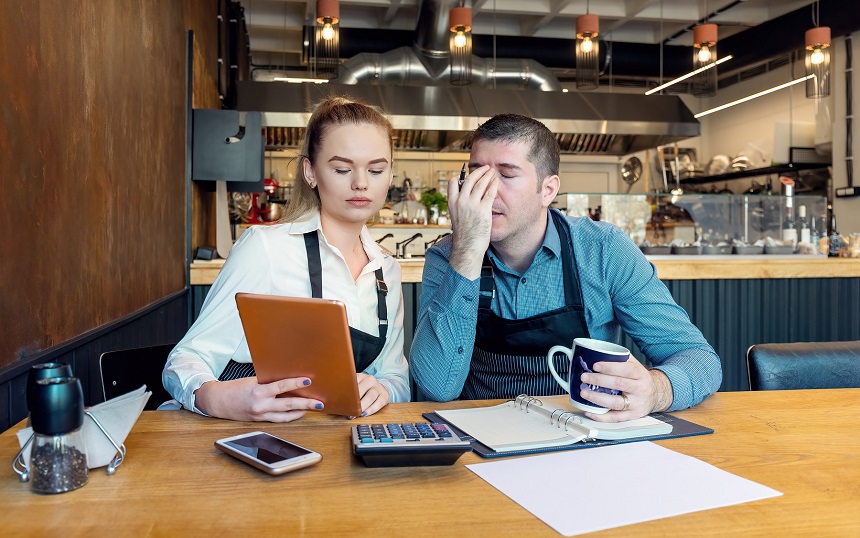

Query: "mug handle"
<box><xmin>547</xmin><ymin>346</ymin><xmax>572</xmax><ymax>392</ymax></box>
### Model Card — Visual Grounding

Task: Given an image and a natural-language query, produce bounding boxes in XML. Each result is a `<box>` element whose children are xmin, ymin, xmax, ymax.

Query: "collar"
<box><xmin>287</xmin><ymin>210</ymin><xmax>389</xmax><ymax>268</ymax></box>
<box><xmin>487</xmin><ymin>209</ymin><xmax>562</xmax><ymax>272</ymax></box>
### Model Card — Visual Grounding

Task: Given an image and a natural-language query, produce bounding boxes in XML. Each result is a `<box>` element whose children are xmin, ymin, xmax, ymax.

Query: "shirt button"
<box><xmin>457</xmin><ymin>346</ymin><xmax>464</xmax><ymax>354</ymax></box>
<box><xmin>521</xmin><ymin>277</ymin><xmax>527</xmax><ymax>284</ymax></box>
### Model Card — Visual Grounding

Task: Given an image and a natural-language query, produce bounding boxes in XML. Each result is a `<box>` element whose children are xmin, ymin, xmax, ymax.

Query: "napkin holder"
<box><xmin>14</xmin><ymin>385</ymin><xmax>150</xmax><ymax>480</ymax></box>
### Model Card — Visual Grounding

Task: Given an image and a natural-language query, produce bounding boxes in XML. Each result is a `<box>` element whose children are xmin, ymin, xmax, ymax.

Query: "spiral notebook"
<box><xmin>424</xmin><ymin>395</ymin><xmax>713</xmax><ymax>458</ymax></box>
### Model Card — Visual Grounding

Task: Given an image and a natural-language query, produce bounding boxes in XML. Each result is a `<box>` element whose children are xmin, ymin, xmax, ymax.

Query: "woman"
<box><xmin>163</xmin><ymin>96</ymin><xmax>410</xmax><ymax>421</ymax></box>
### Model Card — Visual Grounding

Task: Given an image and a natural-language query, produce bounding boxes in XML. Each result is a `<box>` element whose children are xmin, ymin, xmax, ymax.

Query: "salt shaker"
<box><xmin>28</xmin><ymin>376</ymin><xmax>89</xmax><ymax>494</ymax></box>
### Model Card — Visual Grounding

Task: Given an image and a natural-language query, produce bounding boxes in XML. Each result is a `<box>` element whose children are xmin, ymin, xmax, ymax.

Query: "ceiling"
<box><xmin>239</xmin><ymin>0</ymin><xmax>860</xmax><ymax>86</ymax></box>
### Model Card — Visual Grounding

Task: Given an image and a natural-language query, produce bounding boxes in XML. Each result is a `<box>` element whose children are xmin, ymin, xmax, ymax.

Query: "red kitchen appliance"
<box><xmin>245</xmin><ymin>178</ymin><xmax>281</xmax><ymax>224</ymax></box>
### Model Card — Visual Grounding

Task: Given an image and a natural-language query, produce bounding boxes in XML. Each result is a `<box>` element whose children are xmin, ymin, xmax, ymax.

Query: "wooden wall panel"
<box><xmin>0</xmin><ymin>0</ymin><xmax>217</xmax><ymax>369</ymax></box>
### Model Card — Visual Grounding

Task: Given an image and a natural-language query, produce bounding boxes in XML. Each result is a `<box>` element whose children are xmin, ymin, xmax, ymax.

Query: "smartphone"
<box><xmin>215</xmin><ymin>431</ymin><xmax>322</xmax><ymax>475</ymax></box>
<box><xmin>457</xmin><ymin>163</ymin><xmax>466</xmax><ymax>189</ymax></box>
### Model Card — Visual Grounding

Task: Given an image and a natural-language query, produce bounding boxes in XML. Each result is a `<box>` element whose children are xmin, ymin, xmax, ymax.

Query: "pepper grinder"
<box><xmin>28</xmin><ymin>376</ymin><xmax>89</xmax><ymax>494</ymax></box>
<box><xmin>26</xmin><ymin>362</ymin><xmax>74</xmax><ymax>416</ymax></box>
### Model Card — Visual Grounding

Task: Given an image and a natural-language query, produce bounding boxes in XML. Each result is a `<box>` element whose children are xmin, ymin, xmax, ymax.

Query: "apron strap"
<box><xmin>303</xmin><ymin>232</ymin><xmax>323</xmax><ymax>299</ymax></box>
<box><xmin>478</xmin><ymin>256</ymin><xmax>496</xmax><ymax>311</ymax></box>
<box><xmin>550</xmin><ymin>210</ymin><xmax>583</xmax><ymax>310</ymax></box>
<box><xmin>374</xmin><ymin>267</ymin><xmax>388</xmax><ymax>340</ymax></box>
<box><xmin>303</xmin><ymin>230</ymin><xmax>388</xmax><ymax>338</ymax></box>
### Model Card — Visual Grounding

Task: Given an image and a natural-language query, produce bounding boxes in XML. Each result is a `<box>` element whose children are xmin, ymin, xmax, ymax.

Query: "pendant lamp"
<box><xmin>449</xmin><ymin>5</ymin><xmax>473</xmax><ymax>85</ymax></box>
<box><xmin>805</xmin><ymin>26</ymin><xmax>831</xmax><ymax>98</ymax></box>
<box><xmin>575</xmin><ymin>13</ymin><xmax>599</xmax><ymax>91</ymax></box>
<box><xmin>313</xmin><ymin>0</ymin><xmax>339</xmax><ymax>77</ymax></box>
<box><xmin>691</xmin><ymin>23</ymin><xmax>718</xmax><ymax>97</ymax></box>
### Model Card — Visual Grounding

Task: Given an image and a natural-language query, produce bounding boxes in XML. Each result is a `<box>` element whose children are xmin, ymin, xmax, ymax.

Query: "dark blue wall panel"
<box><xmin>0</xmin><ymin>291</ymin><xmax>188</xmax><ymax>433</ymax></box>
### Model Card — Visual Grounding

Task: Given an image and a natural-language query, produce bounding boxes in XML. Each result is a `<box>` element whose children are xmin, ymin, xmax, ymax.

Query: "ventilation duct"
<box><xmin>238</xmin><ymin>0</ymin><xmax>700</xmax><ymax>155</ymax></box>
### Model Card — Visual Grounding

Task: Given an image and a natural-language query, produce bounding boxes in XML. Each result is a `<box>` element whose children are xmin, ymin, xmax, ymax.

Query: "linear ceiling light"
<box><xmin>272</xmin><ymin>77</ymin><xmax>329</xmax><ymax>84</ymax></box>
<box><xmin>449</xmin><ymin>3</ymin><xmax>473</xmax><ymax>85</ymax></box>
<box><xmin>645</xmin><ymin>55</ymin><xmax>733</xmax><ymax>95</ymax></box>
<box><xmin>694</xmin><ymin>75</ymin><xmax>814</xmax><ymax>118</ymax></box>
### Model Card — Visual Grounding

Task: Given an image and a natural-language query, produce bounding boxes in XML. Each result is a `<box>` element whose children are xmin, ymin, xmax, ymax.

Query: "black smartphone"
<box><xmin>215</xmin><ymin>431</ymin><xmax>322</xmax><ymax>475</ymax></box>
<box><xmin>457</xmin><ymin>163</ymin><xmax>466</xmax><ymax>189</ymax></box>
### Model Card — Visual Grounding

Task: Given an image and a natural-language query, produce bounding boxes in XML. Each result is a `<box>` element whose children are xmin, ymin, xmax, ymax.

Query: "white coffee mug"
<box><xmin>547</xmin><ymin>337</ymin><xmax>630</xmax><ymax>414</ymax></box>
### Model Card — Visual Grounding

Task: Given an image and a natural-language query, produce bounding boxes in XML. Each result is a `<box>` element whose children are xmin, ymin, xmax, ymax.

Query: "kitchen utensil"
<box><xmin>706</xmin><ymin>155</ymin><xmax>731</xmax><ymax>176</ymax></box>
<box><xmin>621</xmin><ymin>156</ymin><xmax>643</xmax><ymax>193</ymax></box>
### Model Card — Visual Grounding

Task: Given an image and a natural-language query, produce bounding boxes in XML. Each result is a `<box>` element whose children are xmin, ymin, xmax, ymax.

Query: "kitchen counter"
<box><xmin>190</xmin><ymin>255</ymin><xmax>860</xmax><ymax>285</ymax></box>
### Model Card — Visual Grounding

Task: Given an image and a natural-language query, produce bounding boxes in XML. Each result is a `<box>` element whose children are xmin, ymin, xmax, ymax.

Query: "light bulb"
<box><xmin>697</xmin><ymin>45</ymin><xmax>711</xmax><ymax>63</ymax></box>
<box><xmin>322</xmin><ymin>23</ymin><xmax>334</xmax><ymax>41</ymax></box>
<box><xmin>580</xmin><ymin>36</ymin><xmax>593</xmax><ymax>54</ymax></box>
<box><xmin>811</xmin><ymin>47</ymin><xmax>825</xmax><ymax>65</ymax></box>
<box><xmin>453</xmin><ymin>30</ymin><xmax>466</xmax><ymax>48</ymax></box>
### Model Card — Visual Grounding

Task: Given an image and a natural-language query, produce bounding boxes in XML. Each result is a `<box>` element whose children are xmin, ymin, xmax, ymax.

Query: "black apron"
<box><xmin>219</xmin><ymin>231</ymin><xmax>388</xmax><ymax>381</ymax></box>
<box><xmin>460</xmin><ymin>210</ymin><xmax>590</xmax><ymax>399</ymax></box>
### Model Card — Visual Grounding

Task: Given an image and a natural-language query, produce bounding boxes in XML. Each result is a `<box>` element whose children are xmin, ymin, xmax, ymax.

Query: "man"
<box><xmin>409</xmin><ymin>114</ymin><xmax>722</xmax><ymax>422</ymax></box>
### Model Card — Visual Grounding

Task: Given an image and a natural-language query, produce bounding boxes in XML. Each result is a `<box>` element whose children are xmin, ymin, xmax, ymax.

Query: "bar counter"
<box><xmin>191</xmin><ymin>255</ymin><xmax>860</xmax><ymax>285</ymax></box>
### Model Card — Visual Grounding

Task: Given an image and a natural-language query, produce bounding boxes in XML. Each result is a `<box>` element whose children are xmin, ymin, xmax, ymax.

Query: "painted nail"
<box><xmin>360</xmin><ymin>411</ymin><xmax>367</xmax><ymax>417</ymax></box>
<box><xmin>303</xmin><ymin>379</ymin><xmax>311</xmax><ymax>386</ymax></box>
<box><xmin>315</xmin><ymin>403</ymin><xmax>323</xmax><ymax>410</ymax></box>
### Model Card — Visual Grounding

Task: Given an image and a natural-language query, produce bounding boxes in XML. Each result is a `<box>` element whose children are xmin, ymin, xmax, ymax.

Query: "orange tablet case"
<box><xmin>235</xmin><ymin>293</ymin><xmax>363</xmax><ymax>417</ymax></box>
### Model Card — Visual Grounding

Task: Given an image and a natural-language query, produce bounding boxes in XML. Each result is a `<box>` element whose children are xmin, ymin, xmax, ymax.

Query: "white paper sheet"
<box><xmin>466</xmin><ymin>442</ymin><xmax>782</xmax><ymax>536</ymax></box>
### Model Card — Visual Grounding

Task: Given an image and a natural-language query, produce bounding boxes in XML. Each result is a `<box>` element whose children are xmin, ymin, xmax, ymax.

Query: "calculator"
<box><xmin>351</xmin><ymin>422</ymin><xmax>472</xmax><ymax>467</ymax></box>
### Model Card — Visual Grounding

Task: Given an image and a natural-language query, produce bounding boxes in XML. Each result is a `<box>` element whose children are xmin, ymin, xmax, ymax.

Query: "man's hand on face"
<box><xmin>447</xmin><ymin>164</ymin><xmax>498</xmax><ymax>279</ymax></box>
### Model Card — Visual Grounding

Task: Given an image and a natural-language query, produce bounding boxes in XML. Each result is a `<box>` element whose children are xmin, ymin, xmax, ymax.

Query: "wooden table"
<box><xmin>2</xmin><ymin>390</ymin><xmax>859</xmax><ymax>536</ymax></box>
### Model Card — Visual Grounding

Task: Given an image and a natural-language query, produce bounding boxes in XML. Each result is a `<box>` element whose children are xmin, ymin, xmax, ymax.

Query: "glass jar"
<box><xmin>28</xmin><ymin>376</ymin><xmax>88</xmax><ymax>494</ymax></box>
<box><xmin>30</xmin><ymin>428</ymin><xmax>89</xmax><ymax>494</ymax></box>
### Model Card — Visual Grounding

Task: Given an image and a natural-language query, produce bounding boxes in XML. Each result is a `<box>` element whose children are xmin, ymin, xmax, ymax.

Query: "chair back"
<box><xmin>746</xmin><ymin>341</ymin><xmax>860</xmax><ymax>391</ymax></box>
<box><xmin>99</xmin><ymin>344</ymin><xmax>176</xmax><ymax>410</ymax></box>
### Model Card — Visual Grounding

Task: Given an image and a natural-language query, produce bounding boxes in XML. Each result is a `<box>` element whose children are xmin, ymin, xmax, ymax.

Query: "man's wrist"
<box><xmin>648</xmin><ymin>369</ymin><xmax>673</xmax><ymax>413</ymax></box>
<box><xmin>449</xmin><ymin>242</ymin><xmax>485</xmax><ymax>280</ymax></box>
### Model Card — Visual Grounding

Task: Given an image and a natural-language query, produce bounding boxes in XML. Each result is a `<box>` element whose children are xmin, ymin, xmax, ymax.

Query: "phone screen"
<box><xmin>222</xmin><ymin>433</ymin><xmax>313</xmax><ymax>464</ymax></box>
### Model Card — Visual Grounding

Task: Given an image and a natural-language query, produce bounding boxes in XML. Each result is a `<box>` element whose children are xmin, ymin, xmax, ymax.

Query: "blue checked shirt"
<box><xmin>410</xmin><ymin>209</ymin><xmax>722</xmax><ymax>410</ymax></box>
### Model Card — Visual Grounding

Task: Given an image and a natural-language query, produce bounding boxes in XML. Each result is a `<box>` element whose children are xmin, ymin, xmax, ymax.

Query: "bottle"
<box><xmin>798</xmin><ymin>205</ymin><xmax>810</xmax><ymax>245</ymax></box>
<box><xmin>810</xmin><ymin>214</ymin><xmax>820</xmax><ymax>250</ymax></box>
<box><xmin>818</xmin><ymin>214</ymin><xmax>829</xmax><ymax>255</ymax></box>
<box><xmin>828</xmin><ymin>214</ymin><xmax>841</xmax><ymax>257</ymax></box>
<box><xmin>781</xmin><ymin>207</ymin><xmax>797</xmax><ymax>249</ymax></box>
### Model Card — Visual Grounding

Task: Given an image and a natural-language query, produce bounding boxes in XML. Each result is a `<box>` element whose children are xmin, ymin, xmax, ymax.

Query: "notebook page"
<box><xmin>436</xmin><ymin>403</ymin><xmax>589</xmax><ymax>452</ymax></box>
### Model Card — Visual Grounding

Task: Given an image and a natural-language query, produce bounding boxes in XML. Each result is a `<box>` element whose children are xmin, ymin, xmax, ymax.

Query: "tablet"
<box><xmin>235</xmin><ymin>293</ymin><xmax>362</xmax><ymax>417</ymax></box>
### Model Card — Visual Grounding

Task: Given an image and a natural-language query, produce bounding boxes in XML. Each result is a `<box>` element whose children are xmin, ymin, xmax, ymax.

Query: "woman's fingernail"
<box><xmin>303</xmin><ymin>379</ymin><xmax>311</xmax><ymax>386</ymax></box>
<box><xmin>360</xmin><ymin>411</ymin><xmax>367</xmax><ymax>417</ymax></box>
<box><xmin>315</xmin><ymin>403</ymin><xmax>323</xmax><ymax>410</ymax></box>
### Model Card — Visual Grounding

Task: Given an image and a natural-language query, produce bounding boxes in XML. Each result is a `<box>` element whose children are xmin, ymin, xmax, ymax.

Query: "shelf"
<box><xmin>678</xmin><ymin>162</ymin><xmax>830</xmax><ymax>186</ymax></box>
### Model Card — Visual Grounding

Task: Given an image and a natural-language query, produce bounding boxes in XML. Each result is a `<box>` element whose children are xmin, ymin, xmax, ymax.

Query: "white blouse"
<box><xmin>163</xmin><ymin>211</ymin><xmax>411</xmax><ymax>413</ymax></box>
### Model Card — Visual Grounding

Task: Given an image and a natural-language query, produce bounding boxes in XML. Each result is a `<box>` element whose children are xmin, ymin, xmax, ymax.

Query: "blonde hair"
<box><xmin>280</xmin><ymin>96</ymin><xmax>394</xmax><ymax>222</ymax></box>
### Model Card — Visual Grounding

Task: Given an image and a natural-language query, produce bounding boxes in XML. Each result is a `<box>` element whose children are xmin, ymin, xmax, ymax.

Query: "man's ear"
<box><xmin>541</xmin><ymin>174</ymin><xmax>560</xmax><ymax>207</ymax></box>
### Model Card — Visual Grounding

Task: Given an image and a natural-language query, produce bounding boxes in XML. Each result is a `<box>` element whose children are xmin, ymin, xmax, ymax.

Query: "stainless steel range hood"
<box><xmin>236</xmin><ymin>81</ymin><xmax>699</xmax><ymax>155</ymax></box>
